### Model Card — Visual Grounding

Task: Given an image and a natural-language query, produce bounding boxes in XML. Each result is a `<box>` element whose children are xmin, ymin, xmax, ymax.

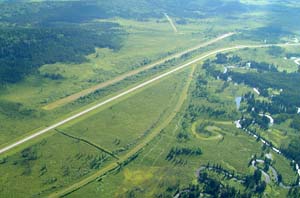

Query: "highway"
<box><xmin>1</xmin><ymin>42</ymin><xmax>299</xmax><ymax>156</ymax></box>
<box><xmin>43</xmin><ymin>32</ymin><xmax>235</xmax><ymax>110</ymax></box>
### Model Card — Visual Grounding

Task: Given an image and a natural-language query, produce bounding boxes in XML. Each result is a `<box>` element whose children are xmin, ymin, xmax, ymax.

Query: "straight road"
<box><xmin>164</xmin><ymin>13</ymin><xmax>178</xmax><ymax>33</ymax></box>
<box><xmin>43</xmin><ymin>32</ymin><xmax>235</xmax><ymax>110</ymax></box>
<box><xmin>49</xmin><ymin>61</ymin><xmax>197</xmax><ymax>198</ymax></box>
<box><xmin>1</xmin><ymin>42</ymin><xmax>299</xmax><ymax>156</ymax></box>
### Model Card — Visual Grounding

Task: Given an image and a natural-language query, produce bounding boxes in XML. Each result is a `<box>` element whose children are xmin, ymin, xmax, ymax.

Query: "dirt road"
<box><xmin>164</xmin><ymin>13</ymin><xmax>178</xmax><ymax>33</ymax></box>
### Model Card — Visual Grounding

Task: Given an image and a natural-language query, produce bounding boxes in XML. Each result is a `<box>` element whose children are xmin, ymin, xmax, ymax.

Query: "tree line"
<box><xmin>0</xmin><ymin>22</ymin><xmax>125</xmax><ymax>85</ymax></box>
<box><xmin>166</xmin><ymin>146</ymin><xmax>202</xmax><ymax>161</ymax></box>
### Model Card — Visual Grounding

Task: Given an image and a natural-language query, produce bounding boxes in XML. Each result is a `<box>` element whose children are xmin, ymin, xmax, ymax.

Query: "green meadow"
<box><xmin>1</xmin><ymin>1</ymin><xmax>300</xmax><ymax>197</ymax></box>
<box><xmin>0</xmin><ymin>66</ymin><xmax>192</xmax><ymax>198</ymax></box>
<box><xmin>67</xmin><ymin>61</ymin><xmax>298</xmax><ymax>198</ymax></box>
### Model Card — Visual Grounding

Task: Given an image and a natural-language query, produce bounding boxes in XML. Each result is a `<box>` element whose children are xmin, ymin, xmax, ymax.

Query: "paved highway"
<box><xmin>43</xmin><ymin>32</ymin><xmax>235</xmax><ymax>110</ymax></box>
<box><xmin>1</xmin><ymin>42</ymin><xmax>299</xmax><ymax>155</ymax></box>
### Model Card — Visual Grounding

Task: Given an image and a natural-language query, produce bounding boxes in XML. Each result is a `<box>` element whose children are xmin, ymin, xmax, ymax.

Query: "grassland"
<box><xmin>0</xmin><ymin>6</ymin><xmax>282</xmax><ymax>146</ymax></box>
<box><xmin>62</xmin><ymin>59</ymin><xmax>298</xmax><ymax>198</ymax></box>
<box><xmin>70</xmin><ymin>62</ymin><xmax>295</xmax><ymax>197</ymax></box>
<box><xmin>1</xmin><ymin>18</ymin><xmax>207</xmax><ymax>108</ymax></box>
<box><xmin>0</xmin><ymin>133</ymin><xmax>115</xmax><ymax>198</ymax></box>
<box><xmin>1</xmin><ymin>42</ymin><xmax>299</xmax><ymax>198</ymax></box>
<box><xmin>57</xmin><ymin>68</ymin><xmax>191</xmax><ymax>153</ymax></box>
<box><xmin>0</xmin><ymin>63</ymin><xmax>192</xmax><ymax>198</ymax></box>
<box><xmin>1</xmin><ymin>1</ymin><xmax>300</xmax><ymax>197</ymax></box>
<box><xmin>0</xmin><ymin>17</ymin><xmax>211</xmax><ymax>146</ymax></box>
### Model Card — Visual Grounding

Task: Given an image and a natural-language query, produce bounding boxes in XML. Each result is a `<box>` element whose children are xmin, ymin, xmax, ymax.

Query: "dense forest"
<box><xmin>0</xmin><ymin>1</ymin><xmax>128</xmax><ymax>85</ymax></box>
<box><xmin>0</xmin><ymin>0</ymin><xmax>250</xmax><ymax>24</ymax></box>
<box><xmin>0</xmin><ymin>23</ymin><xmax>125</xmax><ymax>84</ymax></box>
<box><xmin>282</xmin><ymin>137</ymin><xmax>300</xmax><ymax>165</ymax></box>
<box><xmin>229</xmin><ymin>72</ymin><xmax>300</xmax><ymax>107</ymax></box>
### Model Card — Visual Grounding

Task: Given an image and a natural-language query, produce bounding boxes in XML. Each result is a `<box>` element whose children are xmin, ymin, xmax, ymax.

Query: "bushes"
<box><xmin>11</xmin><ymin>147</ymin><xmax>39</xmax><ymax>176</ymax></box>
<box><xmin>282</xmin><ymin>137</ymin><xmax>300</xmax><ymax>165</ymax></box>
<box><xmin>267</xmin><ymin>46</ymin><xmax>285</xmax><ymax>57</ymax></box>
<box><xmin>42</xmin><ymin>73</ymin><xmax>64</xmax><ymax>80</ymax></box>
<box><xmin>166</xmin><ymin>147</ymin><xmax>202</xmax><ymax>161</ymax></box>
<box><xmin>215</xmin><ymin>53</ymin><xmax>228</xmax><ymax>64</ymax></box>
<box><xmin>21</xmin><ymin>147</ymin><xmax>38</xmax><ymax>161</ymax></box>
<box><xmin>290</xmin><ymin>116</ymin><xmax>300</xmax><ymax>130</ymax></box>
<box><xmin>89</xmin><ymin>154</ymin><xmax>107</xmax><ymax>169</ymax></box>
<box><xmin>0</xmin><ymin>100</ymin><xmax>37</xmax><ymax>118</ymax></box>
<box><xmin>242</xmin><ymin>25</ymin><xmax>292</xmax><ymax>43</ymax></box>
<box><xmin>198</xmin><ymin>165</ymin><xmax>267</xmax><ymax>197</ymax></box>
<box><xmin>176</xmin><ymin>132</ymin><xmax>190</xmax><ymax>142</ymax></box>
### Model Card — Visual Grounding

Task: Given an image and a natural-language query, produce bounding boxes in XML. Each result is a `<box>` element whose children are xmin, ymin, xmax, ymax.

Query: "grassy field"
<box><xmin>57</xmin><ymin>68</ymin><xmax>191</xmax><ymax>153</ymax></box>
<box><xmin>0</xmin><ymin>16</ymin><xmax>232</xmax><ymax>147</ymax></box>
<box><xmin>1</xmin><ymin>2</ymin><xmax>300</xmax><ymax>197</ymax></box>
<box><xmin>0</xmin><ymin>18</ymin><xmax>206</xmax><ymax>109</ymax></box>
<box><xmin>0</xmin><ymin>36</ymin><xmax>238</xmax><ymax>150</ymax></box>
<box><xmin>1</xmin><ymin>41</ymin><xmax>298</xmax><ymax>198</ymax></box>
<box><xmin>0</xmin><ymin>7</ymin><xmax>280</xmax><ymax>146</ymax></box>
<box><xmin>63</xmin><ymin>61</ymin><xmax>297</xmax><ymax>198</ymax></box>
<box><xmin>0</xmin><ymin>64</ymin><xmax>192</xmax><ymax>198</ymax></box>
<box><xmin>0</xmin><ymin>133</ymin><xmax>116</xmax><ymax>198</ymax></box>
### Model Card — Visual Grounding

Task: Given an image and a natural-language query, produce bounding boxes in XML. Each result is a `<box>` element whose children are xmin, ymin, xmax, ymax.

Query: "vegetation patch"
<box><xmin>192</xmin><ymin>120</ymin><xmax>224</xmax><ymax>140</ymax></box>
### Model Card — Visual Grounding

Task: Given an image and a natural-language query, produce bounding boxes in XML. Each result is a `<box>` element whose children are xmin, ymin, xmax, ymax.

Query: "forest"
<box><xmin>179</xmin><ymin>166</ymin><xmax>267</xmax><ymax>198</ymax></box>
<box><xmin>0</xmin><ymin>0</ymin><xmax>250</xmax><ymax>24</ymax></box>
<box><xmin>282</xmin><ymin>137</ymin><xmax>300</xmax><ymax>165</ymax></box>
<box><xmin>0</xmin><ymin>0</ymin><xmax>296</xmax><ymax>85</ymax></box>
<box><xmin>229</xmin><ymin>71</ymin><xmax>300</xmax><ymax>108</ymax></box>
<box><xmin>0</xmin><ymin>21</ymin><xmax>124</xmax><ymax>84</ymax></box>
